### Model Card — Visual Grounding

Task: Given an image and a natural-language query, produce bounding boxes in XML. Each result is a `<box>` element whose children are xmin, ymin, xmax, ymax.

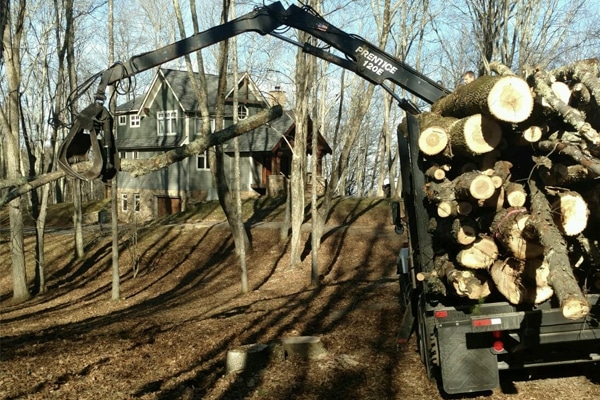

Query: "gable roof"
<box><xmin>116</xmin><ymin>68</ymin><xmax>267</xmax><ymax>114</ymax></box>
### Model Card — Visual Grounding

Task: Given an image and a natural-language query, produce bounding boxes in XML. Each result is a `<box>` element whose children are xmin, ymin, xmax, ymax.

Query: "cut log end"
<box><xmin>488</xmin><ymin>76</ymin><xmax>534</xmax><ymax>123</ymax></box>
<box><xmin>460</xmin><ymin>114</ymin><xmax>503</xmax><ymax>155</ymax></box>
<box><xmin>419</xmin><ymin>127</ymin><xmax>449</xmax><ymax>155</ymax></box>
<box><xmin>521</xmin><ymin>125</ymin><xmax>545</xmax><ymax>143</ymax></box>
<box><xmin>456</xmin><ymin>236</ymin><xmax>499</xmax><ymax>269</ymax></box>
<box><xmin>469</xmin><ymin>175</ymin><xmax>496</xmax><ymax>200</ymax></box>
<box><xmin>552</xmin><ymin>192</ymin><xmax>589</xmax><ymax>236</ymax></box>
<box><xmin>561</xmin><ymin>298</ymin><xmax>590</xmax><ymax>320</ymax></box>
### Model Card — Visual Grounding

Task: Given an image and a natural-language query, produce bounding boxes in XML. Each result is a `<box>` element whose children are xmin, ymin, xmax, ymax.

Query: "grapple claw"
<box><xmin>58</xmin><ymin>103</ymin><xmax>120</xmax><ymax>181</ymax></box>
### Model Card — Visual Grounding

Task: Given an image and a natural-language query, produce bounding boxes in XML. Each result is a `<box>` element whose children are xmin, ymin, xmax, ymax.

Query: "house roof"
<box><xmin>116</xmin><ymin>69</ymin><xmax>266</xmax><ymax>113</ymax></box>
<box><xmin>115</xmin><ymin>68</ymin><xmax>331</xmax><ymax>155</ymax></box>
<box><xmin>222</xmin><ymin>110</ymin><xmax>295</xmax><ymax>153</ymax></box>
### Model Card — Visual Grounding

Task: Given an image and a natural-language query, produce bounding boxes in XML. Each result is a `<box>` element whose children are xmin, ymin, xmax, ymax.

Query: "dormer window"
<box><xmin>237</xmin><ymin>105</ymin><xmax>249</xmax><ymax>120</ymax></box>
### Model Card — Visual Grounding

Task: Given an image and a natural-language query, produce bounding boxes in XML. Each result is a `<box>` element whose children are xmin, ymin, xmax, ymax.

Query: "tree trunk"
<box><xmin>34</xmin><ymin>184</ymin><xmax>51</xmax><ymax>294</ymax></box>
<box><xmin>310</xmin><ymin>53</ymin><xmax>327</xmax><ymax>287</ymax></box>
<box><xmin>1</xmin><ymin>1</ymin><xmax>30</xmax><ymax>302</ymax></box>
<box><xmin>289</xmin><ymin>11</ymin><xmax>315</xmax><ymax>268</ymax></box>
<box><xmin>414</xmin><ymin>113</ymin><xmax>456</xmax><ymax>156</ymax></box>
<box><xmin>230</xmin><ymin>3</ymin><xmax>249</xmax><ymax>293</ymax></box>
<box><xmin>429</xmin><ymin>217</ymin><xmax>478</xmax><ymax>246</ymax></box>
<box><xmin>73</xmin><ymin>179</ymin><xmax>84</xmax><ymax>258</ymax></box>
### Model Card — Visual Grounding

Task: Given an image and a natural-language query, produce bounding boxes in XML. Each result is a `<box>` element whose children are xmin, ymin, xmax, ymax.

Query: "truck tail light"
<box><xmin>492</xmin><ymin>330</ymin><xmax>504</xmax><ymax>353</ymax></box>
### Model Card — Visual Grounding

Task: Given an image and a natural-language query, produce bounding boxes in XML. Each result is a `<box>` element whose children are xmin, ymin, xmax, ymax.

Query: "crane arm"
<box><xmin>59</xmin><ymin>1</ymin><xmax>450</xmax><ymax>180</ymax></box>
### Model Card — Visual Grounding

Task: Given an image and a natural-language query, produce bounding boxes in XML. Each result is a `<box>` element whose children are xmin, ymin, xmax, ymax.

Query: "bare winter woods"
<box><xmin>1</xmin><ymin>0</ymin><xmax>600</xmax><ymax>301</ymax></box>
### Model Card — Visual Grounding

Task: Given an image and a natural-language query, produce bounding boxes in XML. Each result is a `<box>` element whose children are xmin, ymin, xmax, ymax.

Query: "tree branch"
<box><xmin>0</xmin><ymin>106</ymin><xmax>282</xmax><ymax>207</ymax></box>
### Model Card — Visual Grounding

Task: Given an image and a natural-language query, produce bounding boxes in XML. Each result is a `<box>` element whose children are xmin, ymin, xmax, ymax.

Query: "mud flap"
<box><xmin>58</xmin><ymin>103</ymin><xmax>119</xmax><ymax>181</ymax></box>
<box><xmin>438</xmin><ymin>324</ymin><xmax>499</xmax><ymax>394</ymax></box>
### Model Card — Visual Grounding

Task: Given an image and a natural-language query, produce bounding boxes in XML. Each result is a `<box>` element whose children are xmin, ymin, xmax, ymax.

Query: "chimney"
<box><xmin>268</xmin><ymin>85</ymin><xmax>286</xmax><ymax>108</ymax></box>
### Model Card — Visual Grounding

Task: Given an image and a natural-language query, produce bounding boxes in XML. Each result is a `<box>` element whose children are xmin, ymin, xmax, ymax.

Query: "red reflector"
<box><xmin>473</xmin><ymin>317</ymin><xmax>501</xmax><ymax>327</ymax></box>
<box><xmin>493</xmin><ymin>340</ymin><xmax>504</xmax><ymax>352</ymax></box>
<box><xmin>434</xmin><ymin>310</ymin><xmax>448</xmax><ymax>318</ymax></box>
<box><xmin>492</xmin><ymin>330</ymin><xmax>502</xmax><ymax>339</ymax></box>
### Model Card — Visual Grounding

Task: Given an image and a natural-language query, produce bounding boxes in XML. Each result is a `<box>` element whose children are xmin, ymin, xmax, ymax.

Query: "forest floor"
<box><xmin>1</xmin><ymin>197</ymin><xmax>599</xmax><ymax>400</ymax></box>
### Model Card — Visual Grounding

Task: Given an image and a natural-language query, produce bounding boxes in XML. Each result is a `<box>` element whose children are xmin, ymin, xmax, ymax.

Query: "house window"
<box><xmin>120</xmin><ymin>151</ymin><xmax>138</xmax><ymax>159</ymax></box>
<box><xmin>157</xmin><ymin>110</ymin><xmax>177</xmax><ymax>135</ymax></box>
<box><xmin>134</xmin><ymin>193</ymin><xmax>141</xmax><ymax>212</ymax></box>
<box><xmin>197</xmin><ymin>151</ymin><xmax>209</xmax><ymax>170</ymax></box>
<box><xmin>130</xmin><ymin>115</ymin><xmax>141</xmax><ymax>127</ymax></box>
<box><xmin>118</xmin><ymin>115</ymin><xmax>127</xmax><ymax>126</ymax></box>
<box><xmin>121</xmin><ymin>193</ymin><xmax>128</xmax><ymax>212</ymax></box>
<box><xmin>237</xmin><ymin>105</ymin><xmax>249</xmax><ymax>120</ymax></box>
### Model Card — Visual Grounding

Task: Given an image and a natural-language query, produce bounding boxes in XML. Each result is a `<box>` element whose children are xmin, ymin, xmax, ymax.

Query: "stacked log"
<box><xmin>403</xmin><ymin>59</ymin><xmax>600</xmax><ymax>320</ymax></box>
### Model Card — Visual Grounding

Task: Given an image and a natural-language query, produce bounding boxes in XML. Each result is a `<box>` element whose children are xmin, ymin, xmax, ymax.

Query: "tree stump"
<box><xmin>226</xmin><ymin>343</ymin><xmax>270</xmax><ymax>374</ymax></box>
<box><xmin>281</xmin><ymin>336</ymin><xmax>327</xmax><ymax>360</ymax></box>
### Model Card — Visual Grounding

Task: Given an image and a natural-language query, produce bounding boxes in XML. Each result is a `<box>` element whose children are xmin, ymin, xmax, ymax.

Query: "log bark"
<box><xmin>550</xmin><ymin>58</ymin><xmax>600</xmax><ymax>102</ymax></box>
<box><xmin>0</xmin><ymin>106</ymin><xmax>284</xmax><ymax>207</ymax></box>
<box><xmin>535</xmin><ymin>139</ymin><xmax>600</xmax><ymax>176</ymax></box>
<box><xmin>431</xmin><ymin>75</ymin><xmax>534</xmax><ymax>123</ymax></box>
<box><xmin>425</xmin><ymin>164</ymin><xmax>450</xmax><ymax>181</ymax></box>
<box><xmin>524</xmin><ymin>180</ymin><xmax>590</xmax><ymax>320</ymax></box>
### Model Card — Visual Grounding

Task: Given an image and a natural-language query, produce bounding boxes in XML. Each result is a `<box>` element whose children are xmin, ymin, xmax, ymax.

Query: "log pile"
<box><xmin>403</xmin><ymin>59</ymin><xmax>600</xmax><ymax>320</ymax></box>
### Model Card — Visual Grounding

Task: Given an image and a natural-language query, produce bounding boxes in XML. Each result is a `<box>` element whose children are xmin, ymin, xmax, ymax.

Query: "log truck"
<box><xmin>58</xmin><ymin>1</ymin><xmax>600</xmax><ymax>395</ymax></box>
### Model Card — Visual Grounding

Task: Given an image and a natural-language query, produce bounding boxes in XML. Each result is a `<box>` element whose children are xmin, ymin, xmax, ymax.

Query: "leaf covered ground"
<box><xmin>1</xmin><ymin>197</ymin><xmax>599</xmax><ymax>399</ymax></box>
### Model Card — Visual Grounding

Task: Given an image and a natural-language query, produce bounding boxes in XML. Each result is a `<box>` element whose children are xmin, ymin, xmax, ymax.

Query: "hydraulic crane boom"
<box><xmin>59</xmin><ymin>1</ymin><xmax>450</xmax><ymax>180</ymax></box>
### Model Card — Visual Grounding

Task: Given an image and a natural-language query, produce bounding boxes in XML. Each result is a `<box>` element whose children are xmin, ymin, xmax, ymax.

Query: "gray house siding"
<box><xmin>113</xmin><ymin>68</ymin><xmax>328</xmax><ymax>222</ymax></box>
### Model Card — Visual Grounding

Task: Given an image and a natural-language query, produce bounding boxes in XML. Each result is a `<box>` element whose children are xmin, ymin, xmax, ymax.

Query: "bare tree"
<box><xmin>456</xmin><ymin>0</ymin><xmax>586</xmax><ymax>76</ymax></box>
<box><xmin>1</xmin><ymin>0</ymin><xmax>31</xmax><ymax>302</ymax></box>
<box><xmin>288</xmin><ymin>0</ymin><xmax>319</xmax><ymax>268</ymax></box>
<box><xmin>229</xmin><ymin>0</ymin><xmax>249</xmax><ymax>293</ymax></box>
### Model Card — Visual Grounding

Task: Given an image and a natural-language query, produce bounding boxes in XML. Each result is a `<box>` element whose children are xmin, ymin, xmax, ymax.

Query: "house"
<box><xmin>114</xmin><ymin>68</ymin><xmax>331</xmax><ymax>221</ymax></box>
